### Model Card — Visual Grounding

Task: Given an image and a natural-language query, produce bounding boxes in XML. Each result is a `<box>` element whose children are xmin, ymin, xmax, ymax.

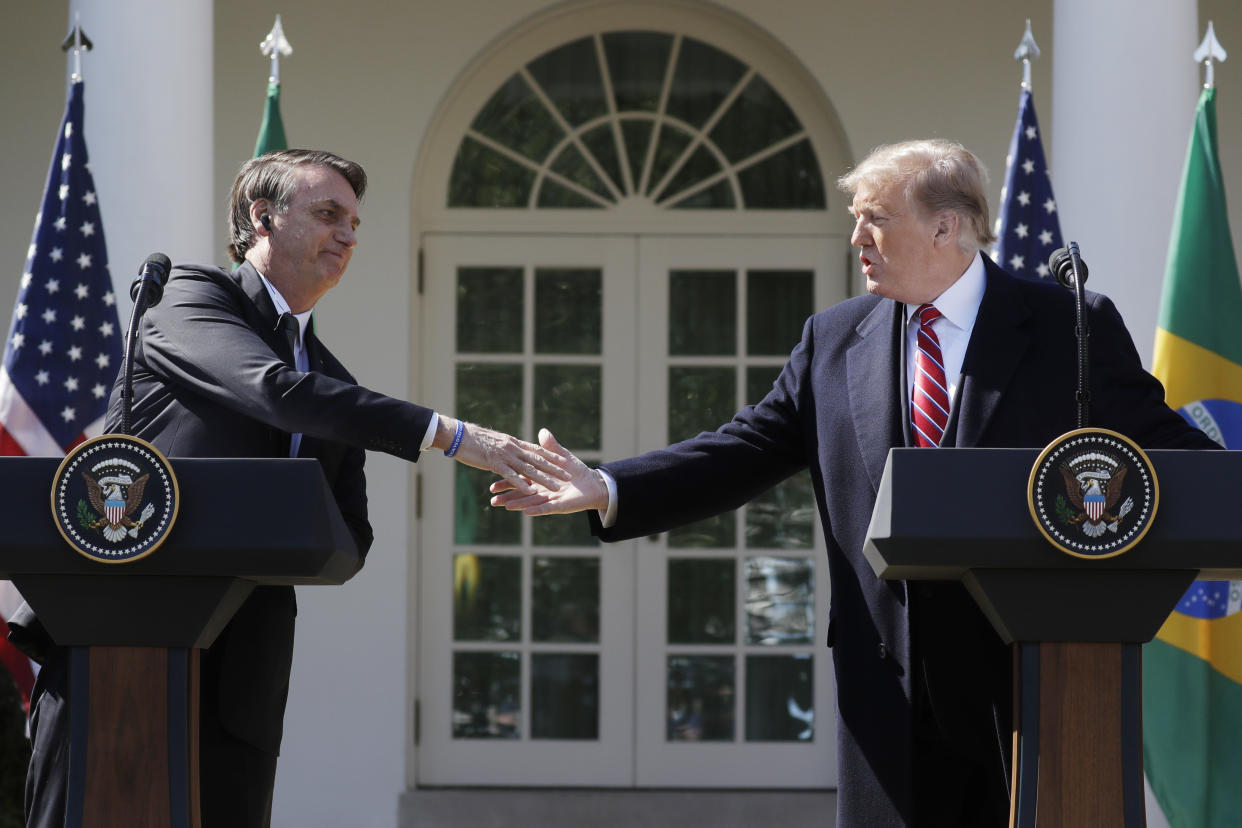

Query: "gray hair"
<box><xmin>227</xmin><ymin>149</ymin><xmax>367</xmax><ymax>262</ymax></box>
<box><xmin>838</xmin><ymin>139</ymin><xmax>996</xmax><ymax>254</ymax></box>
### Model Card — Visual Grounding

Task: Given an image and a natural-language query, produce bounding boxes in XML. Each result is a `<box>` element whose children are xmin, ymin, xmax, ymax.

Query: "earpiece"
<box><xmin>260</xmin><ymin>214</ymin><xmax>273</xmax><ymax>231</ymax></box>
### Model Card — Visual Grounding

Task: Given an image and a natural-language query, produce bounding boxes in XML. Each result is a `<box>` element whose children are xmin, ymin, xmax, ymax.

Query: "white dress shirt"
<box><xmin>902</xmin><ymin>251</ymin><xmax>986</xmax><ymax>421</ymax></box>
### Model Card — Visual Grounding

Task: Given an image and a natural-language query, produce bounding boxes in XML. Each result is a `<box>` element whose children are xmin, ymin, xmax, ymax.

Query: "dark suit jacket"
<box><xmin>591</xmin><ymin>256</ymin><xmax>1217</xmax><ymax>827</ymax></box>
<box><xmin>99</xmin><ymin>261</ymin><xmax>434</xmax><ymax>755</ymax></box>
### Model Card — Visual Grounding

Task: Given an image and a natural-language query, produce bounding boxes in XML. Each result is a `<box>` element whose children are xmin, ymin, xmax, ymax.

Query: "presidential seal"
<box><xmin>51</xmin><ymin>434</ymin><xmax>179</xmax><ymax>564</ymax></box>
<box><xmin>1027</xmin><ymin>428</ymin><xmax>1158</xmax><ymax>560</ymax></box>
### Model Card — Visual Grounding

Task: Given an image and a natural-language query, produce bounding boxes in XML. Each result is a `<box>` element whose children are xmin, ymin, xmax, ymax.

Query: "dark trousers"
<box><xmin>24</xmin><ymin>648</ymin><xmax>278</xmax><ymax>828</ymax></box>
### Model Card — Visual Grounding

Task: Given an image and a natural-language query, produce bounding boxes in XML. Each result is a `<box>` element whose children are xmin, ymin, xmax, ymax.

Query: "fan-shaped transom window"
<box><xmin>449</xmin><ymin>31</ymin><xmax>826</xmax><ymax>210</ymax></box>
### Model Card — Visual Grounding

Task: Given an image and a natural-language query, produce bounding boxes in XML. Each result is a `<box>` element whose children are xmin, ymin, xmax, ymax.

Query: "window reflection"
<box><xmin>744</xmin><ymin>557</ymin><xmax>813</xmax><ymax>645</ymax></box>
<box><xmin>667</xmin><ymin>655</ymin><xmax>735</xmax><ymax>741</ymax></box>
<box><xmin>453</xmin><ymin>554</ymin><xmax>522</xmax><ymax>641</ymax></box>
<box><xmin>453</xmin><ymin>651</ymin><xmax>521</xmax><ymax>739</ymax></box>
<box><xmin>532</xmin><ymin>654</ymin><xmax>600</xmax><ymax>740</ymax></box>
<box><xmin>745</xmin><ymin>654</ymin><xmax>813</xmax><ymax>741</ymax></box>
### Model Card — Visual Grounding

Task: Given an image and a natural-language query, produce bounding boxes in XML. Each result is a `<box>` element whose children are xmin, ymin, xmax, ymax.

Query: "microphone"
<box><xmin>1047</xmin><ymin>245</ymin><xmax>1088</xmax><ymax>289</ymax></box>
<box><xmin>118</xmin><ymin>252</ymin><xmax>171</xmax><ymax>435</ymax></box>
<box><xmin>1048</xmin><ymin>241</ymin><xmax>1092</xmax><ymax>427</ymax></box>
<box><xmin>129</xmin><ymin>252</ymin><xmax>172</xmax><ymax>306</ymax></box>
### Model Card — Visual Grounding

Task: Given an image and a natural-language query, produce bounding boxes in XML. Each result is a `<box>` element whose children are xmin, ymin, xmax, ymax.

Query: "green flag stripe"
<box><xmin>254</xmin><ymin>80</ymin><xmax>288</xmax><ymax>157</ymax></box>
<box><xmin>1157</xmin><ymin>88</ymin><xmax>1242</xmax><ymax>365</ymax></box>
<box><xmin>1144</xmin><ymin>639</ymin><xmax>1242</xmax><ymax>828</ymax></box>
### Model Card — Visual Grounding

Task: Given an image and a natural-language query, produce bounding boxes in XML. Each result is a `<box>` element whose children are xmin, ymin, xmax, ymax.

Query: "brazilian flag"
<box><xmin>1144</xmin><ymin>86</ymin><xmax>1242</xmax><ymax>828</ymax></box>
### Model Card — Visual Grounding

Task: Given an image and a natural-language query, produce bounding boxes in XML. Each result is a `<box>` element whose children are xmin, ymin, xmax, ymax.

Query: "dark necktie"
<box><xmin>911</xmin><ymin>304</ymin><xmax>950</xmax><ymax>448</ymax></box>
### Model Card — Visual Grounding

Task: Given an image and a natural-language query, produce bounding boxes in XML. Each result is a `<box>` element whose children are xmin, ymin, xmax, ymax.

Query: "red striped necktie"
<box><xmin>911</xmin><ymin>303</ymin><xmax>950</xmax><ymax>448</ymax></box>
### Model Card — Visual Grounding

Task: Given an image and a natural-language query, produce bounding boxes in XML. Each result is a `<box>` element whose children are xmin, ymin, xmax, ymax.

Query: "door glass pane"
<box><xmin>744</xmin><ymin>557</ymin><xmax>814</xmax><ymax>645</ymax></box>
<box><xmin>670</xmin><ymin>180</ymin><xmax>735</xmax><ymax>210</ymax></box>
<box><xmin>472</xmin><ymin>74</ymin><xmax>564</xmax><ymax>162</ymax></box>
<box><xmin>668</xmin><ymin>558</ymin><xmax>735</xmax><ymax>644</ymax></box>
<box><xmin>457</xmin><ymin>267</ymin><xmax>524</xmax><ymax>352</ymax></box>
<box><xmin>448</xmin><ymin>137</ymin><xmax>536</xmax><ymax>208</ymax></box>
<box><xmin>532</xmin><ymin>514</ymin><xmax>599</xmax><ymax>547</ymax></box>
<box><xmin>737</xmin><ymin>139</ymin><xmax>826</xmax><ymax>209</ymax></box>
<box><xmin>535</xmin><ymin>268</ymin><xmax>602</xmax><ymax>354</ymax></box>
<box><xmin>527</xmin><ymin>36</ymin><xmax>608</xmax><ymax>128</ymax></box>
<box><xmin>456</xmin><ymin>466</ymin><xmax>521</xmax><ymax>545</ymax></box>
<box><xmin>454</xmin><ymin>554</ymin><xmax>522</xmax><ymax>641</ymax></box>
<box><xmin>667</xmin><ymin>655</ymin><xmax>735</xmax><ymax>741</ymax></box>
<box><xmin>666</xmin><ymin>38</ymin><xmax>746</xmax><ymax>129</ymax></box>
<box><xmin>668</xmin><ymin>367</ymin><xmax>735</xmax><ymax>442</ymax></box>
<box><xmin>537</xmin><ymin>179</ymin><xmax>603</xmax><ymax>208</ymax></box>
<box><xmin>534</xmin><ymin>365</ymin><xmax>601</xmax><ymax>450</ymax></box>
<box><xmin>620</xmin><ymin>119</ymin><xmax>654</xmax><ymax>186</ymax></box>
<box><xmin>746</xmin><ymin>270</ymin><xmax>813</xmax><ymax>356</ymax></box>
<box><xmin>669</xmin><ymin>271</ymin><xmax>736</xmax><ymax>355</ymax></box>
<box><xmin>603</xmin><ymin>32</ymin><xmax>673</xmax><ymax>113</ymax></box>
<box><xmin>457</xmin><ymin>363</ymin><xmax>522</xmax><ymax>434</ymax></box>
<box><xmin>710</xmin><ymin>75</ymin><xmax>803</xmax><ymax>164</ymax></box>
<box><xmin>662</xmin><ymin>145</ymin><xmax>724</xmax><ymax>204</ymax></box>
<box><xmin>532</xmin><ymin>556</ymin><xmax>600</xmax><ymax>643</ymax></box>
<box><xmin>647</xmin><ymin>125</ymin><xmax>693</xmax><ymax>197</ymax></box>
<box><xmin>745</xmin><ymin>654</ymin><xmax>813</xmax><ymax>741</ymax></box>
<box><xmin>532</xmin><ymin>654</ymin><xmax>600</xmax><ymax>740</ymax></box>
<box><xmin>747</xmin><ymin>475</ymin><xmax>815</xmax><ymax>549</ymax></box>
<box><xmin>550</xmin><ymin>143</ymin><xmax>611</xmax><ymax>200</ymax></box>
<box><xmin>453</xmin><ymin>651</ymin><xmax>521</xmax><ymax>739</ymax></box>
<box><xmin>581</xmin><ymin>124</ymin><xmax>625</xmax><ymax>193</ymax></box>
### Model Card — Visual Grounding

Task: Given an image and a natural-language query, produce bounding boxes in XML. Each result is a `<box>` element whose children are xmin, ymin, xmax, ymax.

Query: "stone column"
<box><xmin>1051</xmin><ymin>0</ymin><xmax>1198</xmax><ymax>365</ymax></box>
<box><xmin>68</xmin><ymin>0</ymin><xmax>214</xmax><ymax>318</ymax></box>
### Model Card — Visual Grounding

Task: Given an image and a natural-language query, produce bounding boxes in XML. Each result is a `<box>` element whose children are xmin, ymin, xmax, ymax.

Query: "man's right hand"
<box><xmin>488</xmin><ymin>429</ymin><xmax>608</xmax><ymax>515</ymax></box>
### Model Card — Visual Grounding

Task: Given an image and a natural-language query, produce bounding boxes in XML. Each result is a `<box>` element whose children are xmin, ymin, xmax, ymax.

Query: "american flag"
<box><xmin>0</xmin><ymin>79</ymin><xmax>121</xmax><ymax>709</ymax></box>
<box><xmin>993</xmin><ymin>89</ymin><xmax>1064</xmax><ymax>280</ymax></box>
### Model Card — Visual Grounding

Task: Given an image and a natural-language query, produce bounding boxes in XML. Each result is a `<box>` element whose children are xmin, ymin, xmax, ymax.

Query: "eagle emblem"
<box><xmin>81</xmin><ymin>467</ymin><xmax>155</xmax><ymax>542</ymax></box>
<box><xmin>52</xmin><ymin>435</ymin><xmax>179</xmax><ymax>564</ymax></box>
<box><xmin>1057</xmin><ymin>451</ymin><xmax>1134</xmax><ymax>538</ymax></box>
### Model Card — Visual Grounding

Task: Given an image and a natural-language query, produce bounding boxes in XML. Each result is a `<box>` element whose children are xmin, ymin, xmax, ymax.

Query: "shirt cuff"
<box><xmin>420</xmin><ymin>413</ymin><xmax>440</xmax><ymax>451</ymax></box>
<box><xmin>597</xmin><ymin>468</ymin><xmax>618</xmax><ymax>529</ymax></box>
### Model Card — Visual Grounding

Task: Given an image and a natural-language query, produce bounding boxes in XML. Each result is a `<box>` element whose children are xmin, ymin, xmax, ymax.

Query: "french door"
<box><xmin>418</xmin><ymin>233</ymin><xmax>846</xmax><ymax>787</ymax></box>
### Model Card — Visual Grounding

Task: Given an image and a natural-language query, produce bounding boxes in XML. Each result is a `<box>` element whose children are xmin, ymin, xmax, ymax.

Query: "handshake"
<box><xmin>435</xmin><ymin>418</ymin><xmax>605</xmax><ymax>515</ymax></box>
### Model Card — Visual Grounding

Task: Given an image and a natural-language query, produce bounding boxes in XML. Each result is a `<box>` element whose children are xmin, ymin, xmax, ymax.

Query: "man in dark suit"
<box><xmin>17</xmin><ymin>149</ymin><xmax>567</xmax><ymax>828</ymax></box>
<box><xmin>492</xmin><ymin>140</ymin><xmax>1218</xmax><ymax>826</ymax></box>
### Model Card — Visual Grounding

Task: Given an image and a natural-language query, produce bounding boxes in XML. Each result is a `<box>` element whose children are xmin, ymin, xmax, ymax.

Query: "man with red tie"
<box><xmin>494</xmin><ymin>140</ymin><xmax>1217</xmax><ymax>826</ymax></box>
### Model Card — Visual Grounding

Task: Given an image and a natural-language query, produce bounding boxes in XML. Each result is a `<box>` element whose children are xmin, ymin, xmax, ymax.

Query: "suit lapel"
<box><xmin>234</xmin><ymin>262</ymin><xmax>297</xmax><ymax>365</ymax></box>
<box><xmin>847</xmin><ymin>299</ymin><xmax>905</xmax><ymax>491</ymax></box>
<box><xmin>953</xmin><ymin>258</ymin><xmax>1032</xmax><ymax>447</ymax></box>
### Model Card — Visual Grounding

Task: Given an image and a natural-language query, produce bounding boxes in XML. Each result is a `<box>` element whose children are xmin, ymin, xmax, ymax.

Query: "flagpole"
<box><xmin>260</xmin><ymin>14</ymin><xmax>293</xmax><ymax>86</ymax></box>
<box><xmin>1014</xmin><ymin>18</ymin><xmax>1041</xmax><ymax>92</ymax></box>
<box><xmin>59</xmin><ymin>16</ymin><xmax>94</xmax><ymax>84</ymax></box>
<box><xmin>1194</xmin><ymin>20</ymin><xmax>1227</xmax><ymax>91</ymax></box>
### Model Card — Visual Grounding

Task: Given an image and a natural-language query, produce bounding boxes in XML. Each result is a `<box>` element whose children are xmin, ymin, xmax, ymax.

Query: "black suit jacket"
<box><xmin>98</xmin><ymin>261</ymin><xmax>433</xmax><ymax>755</ymax></box>
<box><xmin>591</xmin><ymin>256</ymin><xmax>1217</xmax><ymax>827</ymax></box>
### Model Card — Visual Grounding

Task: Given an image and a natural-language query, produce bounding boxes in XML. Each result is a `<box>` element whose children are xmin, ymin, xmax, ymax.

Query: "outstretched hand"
<box><xmin>489</xmin><ymin>429</ymin><xmax>609</xmax><ymax>515</ymax></box>
<box><xmin>447</xmin><ymin>420</ymin><xmax>572</xmax><ymax>496</ymax></box>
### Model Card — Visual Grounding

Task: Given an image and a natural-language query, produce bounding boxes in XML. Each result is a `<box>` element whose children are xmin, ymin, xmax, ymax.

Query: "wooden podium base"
<box><xmin>1010</xmin><ymin>642</ymin><xmax>1144</xmax><ymax>828</ymax></box>
<box><xmin>67</xmin><ymin>647</ymin><xmax>201</xmax><ymax>828</ymax></box>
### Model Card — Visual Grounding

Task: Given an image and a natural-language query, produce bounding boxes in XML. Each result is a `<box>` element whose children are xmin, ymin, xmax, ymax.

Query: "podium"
<box><xmin>2</xmin><ymin>456</ymin><xmax>361</xmax><ymax>828</ymax></box>
<box><xmin>864</xmin><ymin>448</ymin><xmax>1241</xmax><ymax>828</ymax></box>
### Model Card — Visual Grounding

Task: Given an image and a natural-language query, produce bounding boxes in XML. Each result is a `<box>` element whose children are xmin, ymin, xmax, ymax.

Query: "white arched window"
<box><xmin>446</xmin><ymin>32</ymin><xmax>826</xmax><ymax>211</ymax></box>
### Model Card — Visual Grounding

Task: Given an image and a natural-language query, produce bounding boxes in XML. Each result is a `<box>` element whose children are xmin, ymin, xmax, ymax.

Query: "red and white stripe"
<box><xmin>911</xmin><ymin>304</ymin><xmax>951</xmax><ymax>448</ymax></box>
